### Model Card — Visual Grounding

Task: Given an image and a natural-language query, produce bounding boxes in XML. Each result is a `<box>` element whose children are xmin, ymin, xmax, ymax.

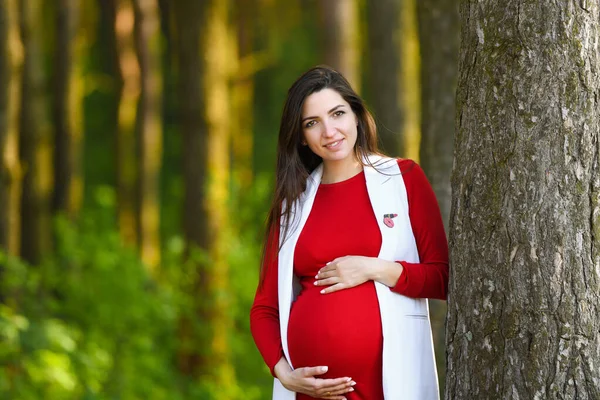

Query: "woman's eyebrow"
<box><xmin>301</xmin><ymin>104</ymin><xmax>345</xmax><ymax>123</ymax></box>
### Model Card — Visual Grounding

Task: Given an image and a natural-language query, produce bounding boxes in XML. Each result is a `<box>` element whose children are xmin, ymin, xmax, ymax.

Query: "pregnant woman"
<box><xmin>250</xmin><ymin>66</ymin><xmax>449</xmax><ymax>400</ymax></box>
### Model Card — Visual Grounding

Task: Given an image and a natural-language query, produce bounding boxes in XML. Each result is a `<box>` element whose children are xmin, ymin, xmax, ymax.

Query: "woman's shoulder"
<box><xmin>395</xmin><ymin>158</ymin><xmax>431</xmax><ymax>190</ymax></box>
<box><xmin>397</xmin><ymin>158</ymin><xmax>419</xmax><ymax>174</ymax></box>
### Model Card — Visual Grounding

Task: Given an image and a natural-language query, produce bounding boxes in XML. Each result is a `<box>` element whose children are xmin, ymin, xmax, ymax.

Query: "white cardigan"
<box><xmin>272</xmin><ymin>155</ymin><xmax>439</xmax><ymax>400</ymax></box>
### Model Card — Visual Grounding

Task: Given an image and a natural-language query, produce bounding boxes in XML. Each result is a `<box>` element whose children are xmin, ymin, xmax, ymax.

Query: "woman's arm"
<box><xmin>390</xmin><ymin>159</ymin><xmax>449</xmax><ymax>300</ymax></box>
<box><xmin>250</xmin><ymin>228</ymin><xmax>358</xmax><ymax>399</ymax></box>
<box><xmin>249</xmin><ymin>226</ymin><xmax>284</xmax><ymax>377</ymax></box>
<box><xmin>314</xmin><ymin>160</ymin><xmax>449</xmax><ymax>300</ymax></box>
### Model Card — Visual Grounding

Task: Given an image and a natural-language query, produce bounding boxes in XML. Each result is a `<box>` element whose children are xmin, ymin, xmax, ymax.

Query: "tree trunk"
<box><xmin>317</xmin><ymin>0</ymin><xmax>360</xmax><ymax>91</ymax></box>
<box><xmin>172</xmin><ymin>0</ymin><xmax>204</xmax><ymax>377</ymax></box>
<box><xmin>0</xmin><ymin>0</ymin><xmax>23</xmax><ymax>256</ymax></box>
<box><xmin>417</xmin><ymin>0</ymin><xmax>458</xmax><ymax>230</ymax></box>
<box><xmin>366</xmin><ymin>0</ymin><xmax>403</xmax><ymax>156</ymax></box>
<box><xmin>232</xmin><ymin>0</ymin><xmax>255</xmax><ymax>194</ymax></box>
<box><xmin>52</xmin><ymin>0</ymin><xmax>83</xmax><ymax>219</ymax></box>
<box><xmin>114</xmin><ymin>0</ymin><xmax>139</xmax><ymax>247</ymax></box>
<box><xmin>173</xmin><ymin>0</ymin><xmax>235</xmax><ymax>389</ymax></box>
<box><xmin>133</xmin><ymin>0</ymin><xmax>162</xmax><ymax>271</ymax></box>
<box><xmin>416</xmin><ymin>0</ymin><xmax>459</xmax><ymax>392</ymax></box>
<box><xmin>202</xmin><ymin>0</ymin><xmax>234</xmax><ymax>388</ymax></box>
<box><xmin>19</xmin><ymin>0</ymin><xmax>53</xmax><ymax>264</ymax></box>
<box><xmin>447</xmin><ymin>2</ymin><xmax>600</xmax><ymax>399</ymax></box>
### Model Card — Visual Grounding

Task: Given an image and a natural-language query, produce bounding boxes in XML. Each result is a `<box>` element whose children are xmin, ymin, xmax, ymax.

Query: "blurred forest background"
<box><xmin>0</xmin><ymin>0</ymin><xmax>458</xmax><ymax>399</ymax></box>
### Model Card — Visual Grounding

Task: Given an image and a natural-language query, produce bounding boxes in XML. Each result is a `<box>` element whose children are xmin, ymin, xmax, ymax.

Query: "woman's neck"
<box><xmin>321</xmin><ymin>158</ymin><xmax>363</xmax><ymax>184</ymax></box>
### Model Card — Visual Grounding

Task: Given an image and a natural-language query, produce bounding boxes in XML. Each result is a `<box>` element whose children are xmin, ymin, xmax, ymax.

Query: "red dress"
<box><xmin>250</xmin><ymin>159</ymin><xmax>449</xmax><ymax>399</ymax></box>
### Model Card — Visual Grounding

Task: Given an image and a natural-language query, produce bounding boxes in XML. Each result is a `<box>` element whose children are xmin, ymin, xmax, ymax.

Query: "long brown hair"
<box><xmin>260</xmin><ymin>65</ymin><xmax>381</xmax><ymax>285</ymax></box>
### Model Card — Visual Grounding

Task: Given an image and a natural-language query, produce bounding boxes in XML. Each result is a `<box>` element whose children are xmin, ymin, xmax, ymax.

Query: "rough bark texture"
<box><xmin>416</xmin><ymin>0</ymin><xmax>460</xmax><ymax>392</ymax></box>
<box><xmin>317</xmin><ymin>0</ymin><xmax>360</xmax><ymax>91</ymax></box>
<box><xmin>367</xmin><ymin>0</ymin><xmax>403</xmax><ymax>156</ymax></box>
<box><xmin>0</xmin><ymin>0</ymin><xmax>23</xmax><ymax>256</ymax></box>
<box><xmin>447</xmin><ymin>2</ymin><xmax>600</xmax><ymax>399</ymax></box>
<box><xmin>133</xmin><ymin>0</ymin><xmax>162</xmax><ymax>271</ymax></box>
<box><xmin>52</xmin><ymin>0</ymin><xmax>83</xmax><ymax>218</ymax></box>
<box><xmin>19</xmin><ymin>0</ymin><xmax>53</xmax><ymax>264</ymax></box>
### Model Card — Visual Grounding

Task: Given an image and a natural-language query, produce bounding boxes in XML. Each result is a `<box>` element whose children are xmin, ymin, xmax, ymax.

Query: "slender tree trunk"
<box><xmin>97</xmin><ymin>0</ymin><xmax>121</xmax><ymax>181</ymax></box>
<box><xmin>173</xmin><ymin>0</ymin><xmax>235</xmax><ymax>389</ymax></box>
<box><xmin>0</xmin><ymin>0</ymin><xmax>23</xmax><ymax>256</ymax></box>
<box><xmin>133</xmin><ymin>0</ymin><xmax>162</xmax><ymax>271</ymax></box>
<box><xmin>114</xmin><ymin>0</ymin><xmax>139</xmax><ymax>246</ymax></box>
<box><xmin>202</xmin><ymin>0</ymin><xmax>234</xmax><ymax>388</ymax></box>
<box><xmin>416</xmin><ymin>0</ymin><xmax>459</xmax><ymax>392</ymax></box>
<box><xmin>232</xmin><ymin>0</ymin><xmax>255</xmax><ymax>193</ymax></box>
<box><xmin>19</xmin><ymin>0</ymin><xmax>53</xmax><ymax>264</ymax></box>
<box><xmin>317</xmin><ymin>0</ymin><xmax>360</xmax><ymax>91</ymax></box>
<box><xmin>52</xmin><ymin>0</ymin><xmax>83</xmax><ymax>219</ymax></box>
<box><xmin>447</xmin><ymin>2</ymin><xmax>600</xmax><ymax>399</ymax></box>
<box><xmin>417</xmin><ymin>0</ymin><xmax>458</xmax><ymax>229</ymax></box>
<box><xmin>172</xmin><ymin>0</ymin><xmax>204</xmax><ymax>377</ymax></box>
<box><xmin>401</xmin><ymin>0</ymin><xmax>421</xmax><ymax>161</ymax></box>
<box><xmin>366</xmin><ymin>0</ymin><xmax>403</xmax><ymax>156</ymax></box>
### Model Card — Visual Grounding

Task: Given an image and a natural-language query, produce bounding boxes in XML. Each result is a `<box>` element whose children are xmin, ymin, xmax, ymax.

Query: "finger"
<box><xmin>322</xmin><ymin>380</ymin><xmax>356</xmax><ymax>394</ymax></box>
<box><xmin>318</xmin><ymin>263</ymin><xmax>336</xmax><ymax>273</ymax></box>
<box><xmin>314</xmin><ymin>377</ymin><xmax>353</xmax><ymax>388</ymax></box>
<box><xmin>315</xmin><ymin>270</ymin><xmax>337</xmax><ymax>279</ymax></box>
<box><xmin>301</xmin><ymin>366</ymin><xmax>329</xmax><ymax>377</ymax></box>
<box><xmin>320</xmin><ymin>283</ymin><xmax>346</xmax><ymax>294</ymax></box>
<box><xmin>317</xmin><ymin>380</ymin><xmax>356</xmax><ymax>397</ymax></box>
<box><xmin>314</xmin><ymin>277</ymin><xmax>339</xmax><ymax>287</ymax></box>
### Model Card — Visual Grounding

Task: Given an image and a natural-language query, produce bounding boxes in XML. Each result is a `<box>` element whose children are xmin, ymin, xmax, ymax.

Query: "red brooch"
<box><xmin>383</xmin><ymin>213</ymin><xmax>398</xmax><ymax>228</ymax></box>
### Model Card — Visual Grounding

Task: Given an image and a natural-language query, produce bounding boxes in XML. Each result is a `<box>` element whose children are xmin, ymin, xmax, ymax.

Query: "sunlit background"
<box><xmin>0</xmin><ymin>0</ymin><xmax>458</xmax><ymax>398</ymax></box>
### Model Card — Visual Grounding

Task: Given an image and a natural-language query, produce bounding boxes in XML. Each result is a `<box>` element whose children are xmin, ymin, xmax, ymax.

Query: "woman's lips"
<box><xmin>324</xmin><ymin>139</ymin><xmax>344</xmax><ymax>149</ymax></box>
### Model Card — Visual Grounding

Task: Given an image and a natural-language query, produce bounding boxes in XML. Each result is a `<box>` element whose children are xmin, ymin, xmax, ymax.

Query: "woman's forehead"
<box><xmin>302</xmin><ymin>88</ymin><xmax>348</xmax><ymax>115</ymax></box>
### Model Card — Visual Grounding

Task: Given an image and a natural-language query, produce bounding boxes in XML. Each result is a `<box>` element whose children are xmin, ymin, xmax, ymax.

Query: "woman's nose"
<box><xmin>322</xmin><ymin>121</ymin><xmax>336</xmax><ymax>137</ymax></box>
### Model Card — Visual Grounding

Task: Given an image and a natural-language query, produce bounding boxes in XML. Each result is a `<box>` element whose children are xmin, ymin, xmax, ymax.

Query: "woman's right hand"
<box><xmin>274</xmin><ymin>357</ymin><xmax>356</xmax><ymax>399</ymax></box>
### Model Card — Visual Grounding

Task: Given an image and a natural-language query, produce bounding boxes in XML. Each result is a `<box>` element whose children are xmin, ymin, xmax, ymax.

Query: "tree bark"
<box><xmin>133</xmin><ymin>0</ymin><xmax>162</xmax><ymax>271</ymax></box>
<box><xmin>19</xmin><ymin>0</ymin><xmax>53</xmax><ymax>264</ymax></box>
<box><xmin>447</xmin><ymin>2</ymin><xmax>600</xmax><ymax>399</ymax></box>
<box><xmin>114</xmin><ymin>0</ymin><xmax>139</xmax><ymax>247</ymax></box>
<box><xmin>366</xmin><ymin>0</ymin><xmax>403</xmax><ymax>156</ymax></box>
<box><xmin>0</xmin><ymin>0</ymin><xmax>23</xmax><ymax>256</ymax></box>
<box><xmin>317</xmin><ymin>0</ymin><xmax>360</xmax><ymax>91</ymax></box>
<box><xmin>52</xmin><ymin>0</ymin><xmax>83</xmax><ymax>219</ymax></box>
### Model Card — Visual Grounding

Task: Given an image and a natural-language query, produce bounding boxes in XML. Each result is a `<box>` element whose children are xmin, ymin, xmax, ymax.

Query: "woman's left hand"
<box><xmin>314</xmin><ymin>256</ymin><xmax>375</xmax><ymax>294</ymax></box>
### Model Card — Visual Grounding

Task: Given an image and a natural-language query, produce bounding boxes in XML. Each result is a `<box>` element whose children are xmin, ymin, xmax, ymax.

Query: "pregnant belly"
<box><xmin>287</xmin><ymin>281</ymin><xmax>383</xmax><ymax>379</ymax></box>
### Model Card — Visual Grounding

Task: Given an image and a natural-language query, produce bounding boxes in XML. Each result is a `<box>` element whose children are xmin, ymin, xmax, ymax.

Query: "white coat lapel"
<box><xmin>278</xmin><ymin>164</ymin><xmax>323</xmax><ymax>365</ymax></box>
<box><xmin>275</xmin><ymin>164</ymin><xmax>323</xmax><ymax>400</ymax></box>
<box><xmin>365</xmin><ymin>154</ymin><xmax>438</xmax><ymax>400</ymax></box>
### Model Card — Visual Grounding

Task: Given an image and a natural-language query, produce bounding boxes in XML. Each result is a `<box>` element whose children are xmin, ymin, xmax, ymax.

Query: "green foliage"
<box><xmin>0</xmin><ymin>193</ymin><xmax>181</xmax><ymax>399</ymax></box>
<box><xmin>0</xmin><ymin>180</ymin><xmax>276</xmax><ymax>399</ymax></box>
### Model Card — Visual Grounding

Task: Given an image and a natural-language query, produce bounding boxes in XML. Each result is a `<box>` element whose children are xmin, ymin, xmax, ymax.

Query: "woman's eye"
<box><xmin>305</xmin><ymin>120</ymin><xmax>316</xmax><ymax>128</ymax></box>
<box><xmin>334</xmin><ymin>110</ymin><xmax>345</xmax><ymax>117</ymax></box>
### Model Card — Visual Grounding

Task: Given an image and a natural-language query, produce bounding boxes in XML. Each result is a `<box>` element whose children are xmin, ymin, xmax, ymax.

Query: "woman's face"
<box><xmin>300</xmin><ymin>88</ymin><xmax>358</xmax><ymax>165</ymax></box>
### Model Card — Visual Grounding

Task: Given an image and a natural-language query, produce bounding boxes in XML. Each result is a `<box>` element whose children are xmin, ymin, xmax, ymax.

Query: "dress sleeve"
<box><xmin>249</xmin><ymin>224</ymin><xmax>284</xmax><ymax>377</ymax></box>
<box><xmin>391</xmin><ymin>159</ymin><xmax>449</xmax><ymax>300</ymax></box>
